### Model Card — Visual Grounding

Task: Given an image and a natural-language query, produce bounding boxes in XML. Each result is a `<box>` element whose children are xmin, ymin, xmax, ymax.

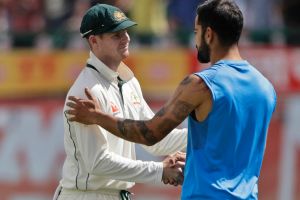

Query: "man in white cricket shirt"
<box><xmin>53</xmin><ymin>4</ymin><xmax>187</xmax><ymax>200</ymax></box>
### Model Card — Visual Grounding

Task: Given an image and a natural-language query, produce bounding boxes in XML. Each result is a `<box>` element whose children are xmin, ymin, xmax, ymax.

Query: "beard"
<box><xmin>196</xmin><ymin>35</ymin><xmax>211</xmax><ymax>63</ymax></box>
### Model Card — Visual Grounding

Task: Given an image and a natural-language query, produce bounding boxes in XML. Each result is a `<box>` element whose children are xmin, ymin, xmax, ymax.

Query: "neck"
<box><xmin>91</xmin><ymin>50</ymin><xmax>121</xmax><ymax>72</ymax></box>
<box><xmin>100</xmin><ymin>58</ymin><xmax>120</xmax><ymax>72</ymax></box>
<box><xmin>210</xmin><ymin>44</ymin><xmax>242</xmax><ymax>65</ymax></box>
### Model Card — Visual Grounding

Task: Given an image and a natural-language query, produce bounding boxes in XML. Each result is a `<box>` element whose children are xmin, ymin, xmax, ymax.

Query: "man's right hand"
<box><xmin>67</xmin><ymin>88</ymin><xmax>101</xmax><ymax>125</ymax></box>
<box><xmin>162</xmin><ymin>152</ymin><xmax>186</xmax><ymax>186</ymax></box>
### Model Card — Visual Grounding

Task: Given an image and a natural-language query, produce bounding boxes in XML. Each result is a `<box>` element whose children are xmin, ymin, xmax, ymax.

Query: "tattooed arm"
<box><xmin>67</xmin><ymin>74</ymin><xmax>211</xmax><ymax>145</ymax></box>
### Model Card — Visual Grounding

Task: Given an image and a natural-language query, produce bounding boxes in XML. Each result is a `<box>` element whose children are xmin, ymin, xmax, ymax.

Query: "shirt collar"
<box><xmin>86</xmin><ymin>51</ymin><xmax>134</xmax><ymax>82</ymax></box>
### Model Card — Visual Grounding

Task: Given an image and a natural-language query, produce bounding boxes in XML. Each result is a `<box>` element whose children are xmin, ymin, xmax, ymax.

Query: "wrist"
<box><xmin>94</xmin><ymin>110</ymin><xmax>104</xmax><ymax>124</ymax></box>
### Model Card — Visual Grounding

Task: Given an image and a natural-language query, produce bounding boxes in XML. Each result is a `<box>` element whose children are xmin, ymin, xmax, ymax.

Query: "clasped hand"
<box><xmin>162</xmin><ymin>151</ymin><xmax>186</xmax><ymax>186</ymax></box>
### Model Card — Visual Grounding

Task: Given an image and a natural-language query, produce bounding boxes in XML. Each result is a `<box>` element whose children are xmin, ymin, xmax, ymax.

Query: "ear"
<box><xmin>88</xmin><ymin>35</ymin><xmax>98</xmax><ymax>47</ymax></box>
<box><xmin>205</xmin><ymin>27</ymin><xmax>214</xmax><ymax>45</ymax></box>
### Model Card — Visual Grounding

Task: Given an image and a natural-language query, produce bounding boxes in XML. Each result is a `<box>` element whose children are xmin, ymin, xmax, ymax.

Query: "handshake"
<box><xmin>162</xmin><ymin>151</ymin><xmax>186</xmax><ymax>186</ymax></box>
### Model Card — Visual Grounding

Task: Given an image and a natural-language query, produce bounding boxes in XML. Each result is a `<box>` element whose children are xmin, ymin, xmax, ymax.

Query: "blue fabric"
<box><xmin>182</xmin><ymin>60</ymin><xmax>276</xmax><ymax>200</ymax></box>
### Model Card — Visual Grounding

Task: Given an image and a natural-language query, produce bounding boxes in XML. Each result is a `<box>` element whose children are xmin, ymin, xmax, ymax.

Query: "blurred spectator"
<box><xmin>2</xmin><ymin>0</ymin><xmax>298</xmax><ymax>48</ymax></box>
<box><xmin>167</xmin><ymin>0</ymin><xmax>203</xmax><ymax>47</ymax></box>
<box><xmin>237</xmin><ymin>0</ymin><xmax>283</xmax><ymax>44</ymax></box>
<box><xmin>44</xmin><ymin>0</ymin><xmax>73</xmax><ymax>48</ymax></box>
<box><xmin>65</xmin><ymin>0</ymin><xmax>90</xmax><ymax>50</ymax></box>
<box><xmin>90</xmin><ymin>0</ymin><xmax>132</xmax><ymax>14</ymax></box>
<box><xmin>281</xmin><ymin>0</ymin><xmax>300</xmax><ymax>45</ymax></box>
<box><xmin>114</xmin><ymin>0</ymin><xmax>133</xmax><ymax>13</ymax></box>
<box><xmin>90</xmin><ymin>0</ymin><xmax>117</xmax><ymax>6</ymax></box>
<box><xmin>6</xmin><ymin>0</ymin><xmax>44</xmax><ymax>48</ymax></box>
<box><xmin>0</xmin><ymin>1</ymin><xmax>10</xmax><ymax>49</ymax></box>
<box><xmin>130</xmin><ymin>0</ymin><xmax>168</xmax><ymax>45</ymax></box>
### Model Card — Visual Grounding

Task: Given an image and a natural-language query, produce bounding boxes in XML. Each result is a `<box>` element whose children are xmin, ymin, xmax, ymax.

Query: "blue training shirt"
<box><xmin>182</xmin><ymin>60</ymin><xmax>276</xmax><ymax>200</ymax></box>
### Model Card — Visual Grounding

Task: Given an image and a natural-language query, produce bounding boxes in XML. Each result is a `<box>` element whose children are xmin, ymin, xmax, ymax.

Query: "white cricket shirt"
<box><xmin>60</xmin><ymin>51</ymin><xmax>187</xmax><ymax>191</ymax></box>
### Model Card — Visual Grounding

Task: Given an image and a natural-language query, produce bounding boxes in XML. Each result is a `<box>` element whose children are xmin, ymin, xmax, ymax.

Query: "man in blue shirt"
<box><xmin>66</xmin><ymin>0</ymin><xmax>277</xmax><ymax>199</ymax></box>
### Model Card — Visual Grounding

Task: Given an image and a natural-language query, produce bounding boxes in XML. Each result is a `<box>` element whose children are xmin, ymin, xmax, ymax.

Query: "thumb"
<box><xmin>175</xmin><ymin>161</ymin><xmax>185</xmax><ymax>169</ymax></box>
<box><xmin>176</xmin><ymin>154</ymin><xmax>186</xmax><ymax>162</ymax></box>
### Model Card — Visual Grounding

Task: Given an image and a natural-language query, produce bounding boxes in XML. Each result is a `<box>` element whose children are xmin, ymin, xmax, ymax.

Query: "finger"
<box><xmin>178</xmin><ymin>175</ymin><xmax>184</xmax><ymax>185</ymax></box>
<box><xmin>171</xmin><ymin>173</ymin><xmax>183</xmax><ymax>186</ymax></box>
<box><xmin>66</xmin><ymin>109</ymin><xmax>77</xmax><ymax>115</ymax></box>
<box><xmin>172</xmin><ymin>151</ymin><xmax>184</xmax><ymax>157</ymax></box>
<box><xmin>169</xmin><ymin>179</ymin><xmax>178</xmax><ymax>186</ymax></box>
<box><xmin>168</xmin><ymin>158</ymin><xmax>176</xmax><ymax>166</ymax></box>
<box><xmin>84</xmin><ymin>100</ymin><xmax>96</xmax><ymax>108</ymax></box>
<box><xmin>162</xmin><ymin>178</ymin><xmax>169</xmax><ymax>184</ymax></box>
<box><xmin>175</xmin><ymin>161</ymin><xmax>185</xmax><ymax>169</ymax></box>
<box><xmin>175</xmin><ymin>153</ymin><xmax>186</xmax><ymax>162</ymax></box>
<box><xmin>162</xmin><ymin>176</ymin><xmax>170</xmax><ymax>184</ymax></box>
<box><xmin>68</xmin><ymin>116</ymin><xmax>90</xmax><ymax>125</ymax></box>
<box><xmin>175</xmin><ymin>151</ymin><xmax>185</xmax><ymax>155</ymax></box>
<box><xmin>68</xmin><ymin>96</ymin><xmax>80</xmax><ymax>103</ymax></box>
<box><xmin>174</xmin><ymin>156</ymin><xmax>185</xmax><ymax>163</ymax></box>
<box><xmin>66</xmin><ymin>102</ymin><xmax>78</xmax><ymax>109</ymax></box>
<box><xmin>85</xmin><ymin>88</ymin><xmax>97</xmax><ymax>101</ymax></box>
<box><xmin>68</xmin><ymin>116</ymin><xmax>77</xmax><ymax>122</ymax></box>
<box><xmin>78</xmin><ymin>99</ymin><xmax>92</xmax><ymax>106</ymax></box>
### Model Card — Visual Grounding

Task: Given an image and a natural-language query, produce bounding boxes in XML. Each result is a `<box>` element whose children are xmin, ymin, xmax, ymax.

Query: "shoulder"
<box><xmin>195</xmin><ymin>65</ymin><xmax>220</xmax><ymax>82</ymax></box>
<box><xmin>177</xmin><ymin>74</ymin><xmax>211</xmax><ymax>105</ymax></box>
<box><xmin>127</xmin><ymin>76</ymin><xmax>142</xmax><ymax>91</ymax></box>
<box><xmin>128</xmin><ymin>76</ymin><xmax>140</xmax><ymax>85</ymax></box>
<box><xmin>179</xmin><ymin>74</ymin><xmax>208</xmax><ymax>92</ymax></box>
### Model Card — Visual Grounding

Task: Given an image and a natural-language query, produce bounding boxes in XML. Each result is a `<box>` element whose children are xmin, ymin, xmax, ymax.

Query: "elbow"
<box><xmin>143</xmin><ymin>139</ymin><xmax>158</xmax><ymax>146</ymax></box>
<box><xmin>136</xmin><ymin>121</ymin><xmax>166</xmax><ymax>146</ymax></box>
<box><xmin>142</xmin><ymin>131</ymin><xmax>163</xmax><ymax>146</ymax></box>
<box><xmin>85</xmin><ymin>151</ymin><xmax>109</xmax><ymax>175</ymax></box>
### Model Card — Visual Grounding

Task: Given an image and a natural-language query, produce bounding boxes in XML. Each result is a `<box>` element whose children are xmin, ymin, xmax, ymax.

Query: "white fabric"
<box><xmin>56</xmin><ymin>51</ymin><xmax>187</xmax><ymax>195</ymax></box>
<box><xmin>57</xmin><ymin>188</ymin><xmax>122</xmax><ymax>200</ymax></box>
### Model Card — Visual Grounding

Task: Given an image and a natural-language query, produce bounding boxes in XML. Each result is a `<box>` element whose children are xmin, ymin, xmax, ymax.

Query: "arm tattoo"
<box><xmin>117</xmin><ymin>120</ymin><xmax>125</xmax><ymax>135</ymax></box>
<box><xmin>117</xmin><ymin>119</ymin><xmax>134</xmax><ymax>137</ymax></box>
<box><xmin>172</xmin><ymin>100</ymin><xmax>194</xmax><ymax>121</ymax></box>
<box><xmin>180</xmin><ymin>76</ymin><xmax>192</xmax><ymax>86</ymax></box>
<box><xmin>158</xmin><ymin>118</ymin><xmax>178</xmax><ymax>134</ymax></box>
<box><xmin>117</xmin><ymin>119</ymin><xmax>157</xmax><ymax>144</ymax></box>
<box><xmin>136</xmin><ymin>121</ymin><xmax>157</xmax><ymax>144</ymax></box>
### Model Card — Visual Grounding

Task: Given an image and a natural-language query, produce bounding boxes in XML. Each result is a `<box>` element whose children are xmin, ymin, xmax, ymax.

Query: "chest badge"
<box><xmin>110</xmin><ymin>101</ymin><xmax>120</xmax><ymax>114</ymax></box>
<box><xmin>131</xmin><ymin>92</ymin><xmax>141</xmax><ymax>105</ymax></box>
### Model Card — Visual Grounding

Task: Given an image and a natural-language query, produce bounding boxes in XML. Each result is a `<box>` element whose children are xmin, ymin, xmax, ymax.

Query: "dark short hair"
<box><xmin>197</xmin><ymin>0</ymin><xmax>243</xmax><ymax>46</ymax></box>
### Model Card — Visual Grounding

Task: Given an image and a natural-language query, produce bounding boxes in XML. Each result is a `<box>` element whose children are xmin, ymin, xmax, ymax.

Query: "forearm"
<box><xmin>89</xmin><ymin>151</ymin><xmax>163</xmax><ymax>184</ymax></box>
<box><xmin>67</xmin><ymin>90</ymin><xmax>187</xmax><ymax>145</ymax></box>
<box><xmin>95</xmin><ymin>111</ymin><xmax>163</xmax><ymax>145</ymax></box>
<box><xmin>73</xmin><ymin>123</ymin><xmax>163</xmax><ymax>184</ymax></box>
<box><xmin>142</xmin><ymin>128</ymin><xmax>187</xmax><ymax>156</ymax></box>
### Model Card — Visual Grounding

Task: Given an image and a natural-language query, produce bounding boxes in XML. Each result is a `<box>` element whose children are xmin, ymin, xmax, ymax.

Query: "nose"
<box><xmin>122</xmin><ymin>31</ymin><xmax>130</xmax><ymax>43</ymax></box>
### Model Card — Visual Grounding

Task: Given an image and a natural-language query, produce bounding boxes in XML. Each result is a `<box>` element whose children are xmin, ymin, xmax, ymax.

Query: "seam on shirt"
<box><xmin>64</xmin><ymin>111</ymin><xmax>80</xmax><ymax>190</ymax></box>
<box><xmin>194</xmin><ymin>73</ymin><xmax>215</xmax><ymax>123</ymax></box>
<box><xmin>85</xmin><ymin>173</ymin><xmax>90</xmax><ymax>190</ymax></box>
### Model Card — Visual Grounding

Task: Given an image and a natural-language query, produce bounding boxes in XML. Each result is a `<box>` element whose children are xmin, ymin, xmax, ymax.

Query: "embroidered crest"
<box><xmin>114</xmin><ymin>11</ymin><xmax>126</xmax><ymax>21</ymax></box>
<box><xmin>131</xmin><ymin>92</ymin><xmax>141</xmax><ymax>105</ymax></box>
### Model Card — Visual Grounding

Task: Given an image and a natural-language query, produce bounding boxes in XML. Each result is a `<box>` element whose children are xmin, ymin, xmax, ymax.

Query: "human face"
<box><xmin>92</xmin><ymin>29</ymin><xmax>131</xmax><ymax>64</ymax></box>
<box><xmin>194</xmin><ymin>16</ymin><xmax>210</xmax><ymax>63</ymax></box>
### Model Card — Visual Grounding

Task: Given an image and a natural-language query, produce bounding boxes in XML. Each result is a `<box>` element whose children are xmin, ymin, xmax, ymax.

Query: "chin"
<box><xmin>121</xmin><ymin>51</ymin><xmax>130</xmax><ymax>59</ymax></box>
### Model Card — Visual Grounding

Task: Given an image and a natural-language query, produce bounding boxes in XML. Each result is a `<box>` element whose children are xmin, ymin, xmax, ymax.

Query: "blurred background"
<box><xmin>0</xmin><ymin>0</ymin><xmax>300</xmax><ymax>199</ymax></box>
